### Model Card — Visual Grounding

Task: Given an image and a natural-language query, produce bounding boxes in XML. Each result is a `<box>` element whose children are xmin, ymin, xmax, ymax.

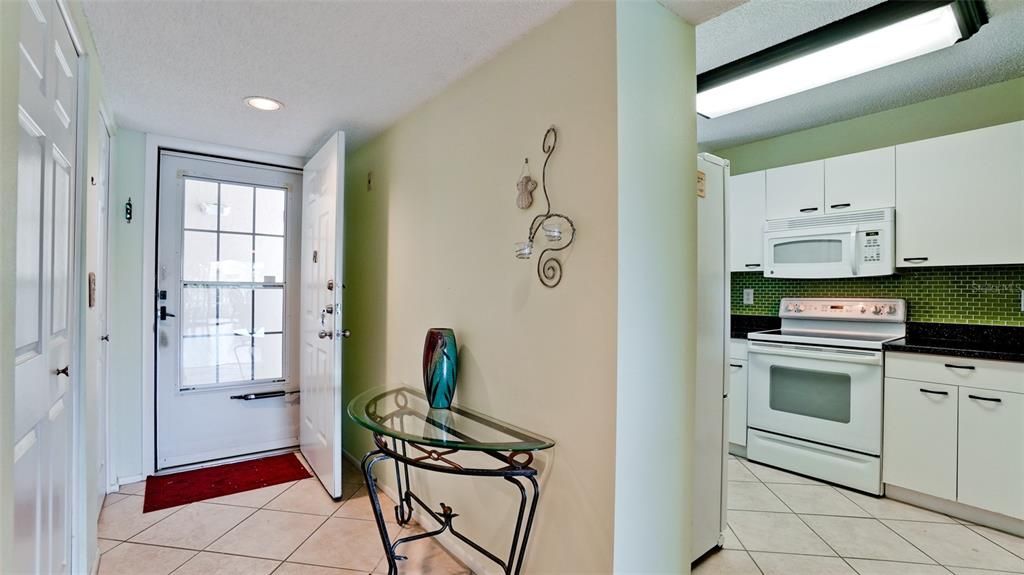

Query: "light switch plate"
<box><xmin>743</xmin><ymin>289</ymin><xmax>754</xmax><ymax>305</ymax></box>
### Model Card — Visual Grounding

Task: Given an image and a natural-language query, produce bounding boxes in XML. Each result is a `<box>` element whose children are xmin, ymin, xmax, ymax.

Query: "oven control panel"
<box><xmin>778</xmin><ymin>298</ymin><xmax>906</xmax><ymax>322</ymax></box>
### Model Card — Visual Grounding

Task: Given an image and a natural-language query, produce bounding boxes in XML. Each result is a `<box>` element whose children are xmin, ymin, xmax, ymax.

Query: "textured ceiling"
<box><xmin>82</xmin><ymin>0</ymin><xmax>572</xmax><ymax>157</ymax></box>
<box><xmin>661</xmin><ymin>0</ymin><xmax>748</xmax><ymax>25</ymax></box>
<box><xmin>697</xmin><ymin>0</ymin><xmax>1024</xmax><ymax>150</ymax></box>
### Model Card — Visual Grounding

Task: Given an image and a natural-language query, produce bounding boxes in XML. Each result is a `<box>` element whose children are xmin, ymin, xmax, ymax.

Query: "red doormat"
<box><xmin>143</xmin><ymin>453</ymin><xmax>312</xmax><ymax>513</ymax></box>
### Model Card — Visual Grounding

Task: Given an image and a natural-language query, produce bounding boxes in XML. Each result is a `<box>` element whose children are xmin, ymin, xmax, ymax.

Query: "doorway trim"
<box><xmin>140</xmin><ymin>135</ymin><xmax>304</xmax><ymax>478</ymax></box>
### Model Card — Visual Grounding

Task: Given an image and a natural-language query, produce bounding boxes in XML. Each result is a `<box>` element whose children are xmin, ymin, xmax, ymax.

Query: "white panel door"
<box><xmin>896</xmin><ymin>121</ymin><xmax>1024</xmax><ymax>267</ymax></box>
<box><xmin>882</xmin><ymin>378</ymin><xmax>957</xmax><ymax>501</ymax></box>
<box><xmin>155</xmin><ymin>152</ymin><xmax>303</xmax><ymax>469</ymax></box>
<box><xmin>13</xmin><ymin>0</ymin><xmax>79</xmax><ymax>572</ymax></box>
<box><xmin>94</xmin><ymin>115</ymin><xmax>112</xmax><ymax>509</ymax></box>
<box><xmin>957</xmin><ymin>387</ymin><xmax>1024</xmax><ymax>519</ymax></box>
<box><xmin>824</xmin><ymin>147</ymin><xmax>895</xmax><ymax>213</ymax></box>
<box><xmin>727</xmin><ymin>171</ymin><xmax>765</xmax><ymax>272</ymax></box>
<box><xmin>765</xmin><ymin>160</ymin><xmax>824</xmax><ymax>220</ymax></box>
<box><xmin>300</xmin><ymin>132</ymin><xmax>346</xmax><ymax>498</ymax></box>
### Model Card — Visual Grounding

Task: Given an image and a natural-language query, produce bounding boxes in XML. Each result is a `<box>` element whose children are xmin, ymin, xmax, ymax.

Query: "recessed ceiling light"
<box><xmin>696</xmin><ymin>0</ymin><xmax>988</xmax><ymax>118</ymax></box>
<box><xmin>244</xmin><ymin>96</ymin><xmax>284</xmax><ymax>111</ymax></box>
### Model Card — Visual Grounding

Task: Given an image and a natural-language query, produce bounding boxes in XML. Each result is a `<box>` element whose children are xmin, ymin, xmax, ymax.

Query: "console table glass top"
<box><xmin>348</xmin><ymin>386</ymin><xmax>555</xmax><ymax>453</ymax></box>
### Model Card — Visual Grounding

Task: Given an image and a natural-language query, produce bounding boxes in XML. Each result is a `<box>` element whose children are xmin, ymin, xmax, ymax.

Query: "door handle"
<box><xmin>744</xmin><ymin>263</ymin><xmax>761</xmax><ymax>268</ymax></box>
<box><xmin>318</xmin><ymin>329</ymin><xmax>333</xmax><ymax>340</ymax></box>
<box><xmin>339</xmin><ymin>329</ymin><xmax>351</xmax><ymax>339</ymax></box>
<box><xmin>902</xmin><ymin>257</ymin><xmax>929</xmax><ymax>263</ymax></box>
<box><xmin>968</xmin><ymin>394</ymin><xmax>1002</xmax><ymax>404</ymax></box>
<box><xmin>729</xmin><ymin>363</ymin><xmax>744</xmax><ymax>369</ymax></box>
<box><xmin>54</xmin><ymin>366</ymin><xmax>69</xmax><ymax>377</ymax></box>
<box><xmin>919</xmin><ymin>388</ymin><xmax>949</xmax><ymax>397</ymax></box>
<box><xmin>159</xmin><ymin>306</ymin><xmax>176</xmax><ymax>320</ymax></box>
<box><xmin>101</xmin><ymin>335</ymin><xmax>110</xmax><ymax>342</ymax></box>
<box><xmin>944</xmin><ymin>363</ymin><xmax>975</xmax><ymax>371</ymax></box>
<box><xmin>830</xmin><ymin>203</ymin><xmax>851</xmax><ymax>209</ymax></box>
<box><xmin>799</xmin><ymin>207</ymin><xmax>818</xmax><ymax>213</ymax></box>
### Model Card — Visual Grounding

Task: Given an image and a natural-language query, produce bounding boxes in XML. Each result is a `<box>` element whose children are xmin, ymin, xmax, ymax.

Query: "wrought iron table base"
<box><xmin>360</xmin><ymin>434</ymin><xmax>541</xmax><ymax>575</ymax></box>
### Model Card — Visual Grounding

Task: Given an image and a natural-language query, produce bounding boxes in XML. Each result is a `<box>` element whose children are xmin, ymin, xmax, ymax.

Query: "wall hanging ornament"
<box><xmin>515</xmin><ymin>158</ymin><xmax>538</xmax><ymax>209</ymax></box>
<box><xmin>515</xmin><ymin>125</ymin><xmax>576</xmax><ymax>288</ymax></box>
<box><xmin>422</xmin><ymin>328</ymin><xmax>458</xmax><ymax>409</ymax></box>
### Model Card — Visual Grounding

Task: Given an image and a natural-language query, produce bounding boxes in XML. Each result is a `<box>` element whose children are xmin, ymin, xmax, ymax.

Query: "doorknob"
<box><xmin>54</xmin><ymin>366</ymin><xmax>69</xmax><ymax>377</ymax></box>
<box><xmin>340</xmin><ymin>329</ymin><xmax>351</xmax><ymax>338</ymax></box>
<box><xmin>159</xmin><ymin>306</ymin><xmax>176</xmax><ymax>320</ymax></box>
<box><xmin>318</xmin><ymin>329</ymin><xmax>333</xmax><ymax>340</ymax></box>
<box><xmin>101</xmin><ymin>334</ymin><xmax>110</xmax><ymax>342</ymax></box>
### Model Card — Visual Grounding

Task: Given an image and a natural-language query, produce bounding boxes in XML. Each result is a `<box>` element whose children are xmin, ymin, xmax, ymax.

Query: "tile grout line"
<box><xmin>962</xmin><ymin>524</ymin><xmax>1024</xmax><ymax>563</ymax></box>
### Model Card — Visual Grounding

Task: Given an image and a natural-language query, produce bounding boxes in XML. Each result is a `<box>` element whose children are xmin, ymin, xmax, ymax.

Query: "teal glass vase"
<box><xmin>422</xmin><ymin>328</ymin><xmax>458</xmax><ymax>409</ymax></box>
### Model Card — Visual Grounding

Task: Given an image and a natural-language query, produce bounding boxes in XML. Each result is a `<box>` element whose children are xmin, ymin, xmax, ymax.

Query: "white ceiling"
<box><xmin>697</xmin><ymin>0</ymin><xmax>1024</xmax><ymax>150</ymax></box>
<box><xmin>83</xmin><ymin>0</ymin><xmax>746</xmax><ymax>159</ymax></box>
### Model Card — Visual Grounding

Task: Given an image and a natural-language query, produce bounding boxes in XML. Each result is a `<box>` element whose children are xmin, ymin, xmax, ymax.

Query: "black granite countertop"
<box><xmin>883</xmin><ymin>323</ymin><xmax>1024</xmax><ymax>363</ymax></box>
<box><xmin>731</xmin><ymin>315</ymin><xmax>781</xmax><ymax>340</ymax></box>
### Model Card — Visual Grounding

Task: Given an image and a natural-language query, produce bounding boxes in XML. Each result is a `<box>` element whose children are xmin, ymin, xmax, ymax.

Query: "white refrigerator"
<box><xmin>692</xmin><ymin>153</ymin><xmax>730</xmax><ymax>561</ymax></box>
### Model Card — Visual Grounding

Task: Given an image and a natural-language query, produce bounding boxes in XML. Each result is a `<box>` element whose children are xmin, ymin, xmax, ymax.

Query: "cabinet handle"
<box><xmin>744</xmin><ymin>263</ymin><xmax>761</xmax><ymax>268</ymax></box>
<box><xmin>944</xmin><ymin>363</ymin><xmax>975</xmax><ymax>371</ymax></box>
<box><xmin>968</xmin><ymin>394</ymin><xmax>1002</xmax><ymax>404</ymax></box>
<box><xmin>799</xmin><ymin>207</ymin><xmax>818</xmax><ymax>213</ymax></box>
<box><xmin>830</xmin><ymin>203</ymin><xmax>851</xmax><ymax>209</ymax></box>
<box><xmin>729</xmin><ymin>363</ymin><xmax>744</xmax><ymax>369</ymax></box>
<box><xmin>919</xmin><ymin>388</ymin><xmax>949</xmax><ymax>397</ymax></box>
<box><xmin>902</xmin><ymin>257</ymin><xmax>929</xmax><ymax>263</ymax></box>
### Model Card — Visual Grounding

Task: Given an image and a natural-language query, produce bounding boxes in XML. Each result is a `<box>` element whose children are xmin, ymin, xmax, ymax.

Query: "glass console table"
<box><xmin>348</xmin><ymin>386</ymin><xmax>555</xmax><ymax>575</ymax></box>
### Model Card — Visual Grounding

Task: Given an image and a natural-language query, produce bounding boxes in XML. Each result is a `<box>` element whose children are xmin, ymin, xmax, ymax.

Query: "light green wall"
<box><xmin>614</xmin><ymin>1</ymin><xmax>696</xmax><ymax>571</ymax></box>
<box><xmin>715</xmin><ymin>76</ymin><xmax>1024</xmax><ymax>175</ymax></box>
<box><xmin>109</xmin><ymin>129</ymin><xmax>147</xmax><ymax>480</ymax></box>
<box><xmin>0</xmin><ymin>1</ymin><xmax>21</xmax><ymax>566</ymax></box>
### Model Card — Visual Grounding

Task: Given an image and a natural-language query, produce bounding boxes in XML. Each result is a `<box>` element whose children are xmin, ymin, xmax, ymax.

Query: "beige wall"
<box><xmin>342</xmin><ymin>2</ymin><xmax>619</xmax><ymax>572</ymax></box>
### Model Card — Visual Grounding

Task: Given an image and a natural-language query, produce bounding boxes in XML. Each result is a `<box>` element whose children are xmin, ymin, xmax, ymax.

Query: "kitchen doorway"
<box><xmin>154</xmin><ymin>151</ymin><xmax>303</xmax><ymax>470</ymax></box>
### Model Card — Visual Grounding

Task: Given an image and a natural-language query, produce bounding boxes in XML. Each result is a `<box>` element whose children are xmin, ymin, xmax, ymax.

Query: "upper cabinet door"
<box><xmin>896</xmin><ymin>121</ymin><xmax>1024</xmax><ymax>267</ymax></box>
<box><xmin>765</xmin><ymin>160</ymin><xmax>824</xmax><ymax>220</ymax></box>
<box><xmin>728</xmin><ymin>171</ymin><xmax>766</xmax><ymax>272</ymax></box>
<box><xmin>824</xmin><ymin>147</ymin><xmax>895</xmax><ymax>213</ymax></box>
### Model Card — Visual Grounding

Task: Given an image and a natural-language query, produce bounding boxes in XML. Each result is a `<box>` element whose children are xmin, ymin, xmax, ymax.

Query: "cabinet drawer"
<box><xmin>885</xmin><ymin>352</ymin><xmax>1024</xmax><ymax>394</ymax></box>
<box><xmin>883</xmin><ymin>378</ymin><xmax>957</xmax><ymax>500</ymax></box>
<box><xmin>957</xmin><ymin>387</ymin><xmax>1024</xmax><ymax>519</ymax></box>
<box><xmin>730</xmin><ymin>339</ymin><xmax>748</xmax><ymax>361</ymax></box>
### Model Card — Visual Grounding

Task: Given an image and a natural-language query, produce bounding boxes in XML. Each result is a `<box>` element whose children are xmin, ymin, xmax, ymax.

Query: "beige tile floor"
<box><xmin>696</xmin><ymin>455</ymin><xmax>1024</xmax><ymax>575</ymax></box>
<box><xmin>97</xmin><ymin>456</ymin><xmax>469</xmax><ymax>575</ymax></box>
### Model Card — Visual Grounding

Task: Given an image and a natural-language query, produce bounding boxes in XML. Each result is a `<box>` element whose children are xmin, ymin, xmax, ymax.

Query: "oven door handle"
<box><xmin>748</xmin><ymin>342</ymin><xmax>882</xmax><ymax>365</ymax></box>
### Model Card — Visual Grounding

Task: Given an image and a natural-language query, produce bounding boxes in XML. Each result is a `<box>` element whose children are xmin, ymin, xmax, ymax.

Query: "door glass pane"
<box><xmin>182</xmin><ymin>336</ymin><xmax>218</xmax><ymax>387</ymax></box>
<box><xmin>769</xmin><ymin>366</ymin><xmax>851</xmax><ymax>423</ymax></box>
<box><xmin>183</xmin><ymin>230</ymin><xmax>218</xmax><ymax>281</ymax></box>
<box><xmin>255</xmin><ymin>187</ymin><xmax>286</xmax><ymax>236</ymax></box>
<box><xmin>217</xmin><ymin>334</ymin><xmax>252</xmax><ymax>383</ymax></box>
<box><xmin>181</xmin><ymin>287</ymin><xmax>217</xmax><ymax>337</ymax></box>
<box><xmin>253</xmin><ymin>333</ymin><xmax>282</xmax><ymax>380</ymax></box>
<box><xmin>253</xmin><ymin>289</ymin><xmax>283</xmax><ymax>333</ymax></box>
<box><xmin>254</xmin><ymin>236</ymin><xmax>284</xmax><ymax>283</ymax></box>
<box><xmin>183</xmin><ymin>179</ymin><xmax>218</xmax><ymax>231</ymax></box>
<box><xmin>219</xmin><ymin>234</ymin><xmax>253</xmax><ymax>282</ymax></box>
<box><xmin>774</xmin><ymin>239</ymin><xmax>843</xmax><ymax>264</ymax></box>
<box><xmin>219</xmin><ymin>184</ymin><xmax>254</xmax><ymax>233</ymax></box>
<box><xmin>218</xmin><ymin>288</ymin><xmax>252</xmax><ymax>336</ymax></box>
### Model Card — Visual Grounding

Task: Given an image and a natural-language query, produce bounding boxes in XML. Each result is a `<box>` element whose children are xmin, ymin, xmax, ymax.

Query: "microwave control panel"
<box><xmin>778</xmin><ymin>298</ymin><xmax>906</xmax><ymax>321</ymax></box>
<box><xmin>861</xmin><ymin>231</ymin><xmax>882</xmax><ymax>263</ymax></box>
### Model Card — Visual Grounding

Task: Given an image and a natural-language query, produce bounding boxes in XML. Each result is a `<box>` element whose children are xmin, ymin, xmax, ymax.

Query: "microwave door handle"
<box><xmin>849</xmin><ymin>229</ymin><xmax>858</xmax><ymax>276</ymax></box>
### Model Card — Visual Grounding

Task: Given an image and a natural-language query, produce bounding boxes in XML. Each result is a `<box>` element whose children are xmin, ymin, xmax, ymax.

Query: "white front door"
<box><xmin>300</xmin><ymin>132</ymin><xmax>346</xmax><ymax>498</ymax></box>
<box><xmin>13</xmin><ymin>0</ymin><xmax>79</xmax><ymax>572</ymax></box>
<box><xmin>94</xmin><ymin>114</ymin><xmax>112</xmax><ymax>509</ymax></box>
<box><xmin>155</xmin><ymin>151</ymin><xmax>303</xmax><ymax>470</ymax></box>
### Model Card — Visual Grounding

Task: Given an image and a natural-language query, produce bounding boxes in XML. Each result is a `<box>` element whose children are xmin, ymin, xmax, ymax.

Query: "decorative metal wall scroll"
<box><xmin>515</xmin><ymin>125</ymin><xmax>576</xmax><ymax>288</ymax></box>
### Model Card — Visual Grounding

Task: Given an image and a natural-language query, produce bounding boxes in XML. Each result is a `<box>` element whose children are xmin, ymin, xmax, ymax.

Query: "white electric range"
<box><xmin>746</xmin><ymin>298</ymin><xmax>906</xmax><ymax>495</ymax></box>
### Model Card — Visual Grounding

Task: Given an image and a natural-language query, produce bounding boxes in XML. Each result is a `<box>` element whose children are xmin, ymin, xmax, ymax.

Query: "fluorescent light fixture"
<box><xmin>244</xmin><ymin>96</ymin><xmax>284</xmax><ymax>111</ymax></box>
<box><xmin>697</xmin><ymin>0</ymin><xmax>988</xmax><ymax>118</ymax></box>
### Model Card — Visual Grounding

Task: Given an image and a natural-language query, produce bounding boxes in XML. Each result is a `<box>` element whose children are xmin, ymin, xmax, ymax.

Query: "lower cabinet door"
<box><xmin>728</xmin><ymin>360</ymin><xmax>748</xmax><ymax>447</ymax></box>
<box><xmin>882</xmin><ymin>378</ymin><xmax>957</xmax><ymax>500</ymax></box>
<box><xmin>957</xmin><ymin>387</ymin><xmax>1024</xmax><ymax>519</ymax></box>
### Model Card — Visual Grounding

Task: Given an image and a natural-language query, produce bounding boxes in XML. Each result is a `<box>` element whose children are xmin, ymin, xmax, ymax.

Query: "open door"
<box><xmin>300</xmin><ymin>132</ymin><xmax>347</xmax><ymax>498</ymax></box>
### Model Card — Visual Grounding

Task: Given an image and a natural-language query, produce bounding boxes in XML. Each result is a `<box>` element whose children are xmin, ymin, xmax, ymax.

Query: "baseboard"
<box><xmin>115</xmin><ymin>474</ymin><xmax>145</xmax><ymax>488</ymax></box>
<box><xmin>728</xmin><ymin>443</ymin><xmax>747</xmax><ymax>458</ymax></box>
<box><xmin>885</xmin><ymin>484</ymin><xmax>1024</xmax><ymax>537</ymax></box>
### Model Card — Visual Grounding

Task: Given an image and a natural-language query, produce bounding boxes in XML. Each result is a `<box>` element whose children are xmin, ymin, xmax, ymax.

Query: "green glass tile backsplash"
<box><xmin>731</xmin><ymin>265</ymin><xmax>1024</xmax><ymax>326</ymax></box>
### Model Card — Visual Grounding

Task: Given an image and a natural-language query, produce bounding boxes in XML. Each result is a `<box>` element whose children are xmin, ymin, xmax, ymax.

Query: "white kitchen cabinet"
<box><xmin>765</xmin><ymin>160</ymin><xmax>824</xmax><ymax>220</ymax></box>
<box><xmin>957</xmin><ymin>386</ymin><xmax>1024</xmax><ymax>519</ymax></box>
<box><xmin>728</xmin><ymin>360</ymin><xmax>748</xmax><ymax>447</ymax></box>
<box><xmin>896</xmin><ymin>121</ymin><xmax>1024</xmax><ymax>267</ymax></box>
<box><xmin>825</xmin><ymin>147</ymin><xmax>895</xmax><ymax>213</ymax></box>
<box><xmin>728</xmin><ymin>171</ymin><xmax>766</xmax><ymax>272</ymax></box>
<box><xmin>882</xmin><ymin>378</ymin><xmax>958</xmax><ymax>501</ymax></box>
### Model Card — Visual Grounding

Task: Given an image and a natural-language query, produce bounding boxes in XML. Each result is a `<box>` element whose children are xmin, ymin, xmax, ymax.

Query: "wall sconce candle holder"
<box><xmin>516</xmin><ymin>126</ymin><xmax>576</xmax><ymax>288</ymax></box>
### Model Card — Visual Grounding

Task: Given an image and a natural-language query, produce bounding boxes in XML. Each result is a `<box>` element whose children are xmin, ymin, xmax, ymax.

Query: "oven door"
<box><xmin>764</xmin><ymin>226</ymin><xmax>858</xmax><ymax>278</ymax></box>
<box><xmin>748</xmin><ymin>341</ymin><xmax>882</xmax><ymax>455</ymax></box>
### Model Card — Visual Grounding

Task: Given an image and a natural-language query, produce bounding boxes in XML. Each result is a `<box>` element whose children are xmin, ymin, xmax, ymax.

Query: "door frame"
<box><xmin>140</xmin><ymin>135</ymin><xmax>304</xmax><ymax>478</ymax></box>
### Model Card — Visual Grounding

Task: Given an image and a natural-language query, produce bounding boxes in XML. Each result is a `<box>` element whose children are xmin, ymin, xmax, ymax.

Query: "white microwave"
<box><xmin>763</xmin><ymin>208</ymin><xmax>894</xmax><ymax>278</ymax></box>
